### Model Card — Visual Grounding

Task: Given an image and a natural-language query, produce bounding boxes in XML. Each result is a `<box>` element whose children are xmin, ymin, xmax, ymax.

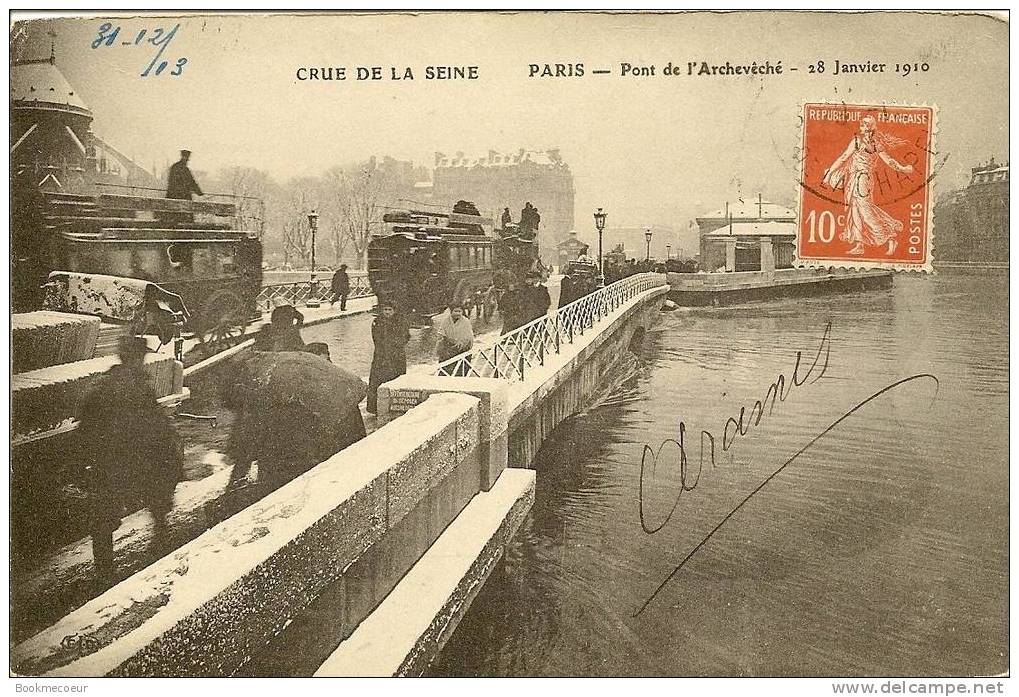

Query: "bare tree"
<box><xmin>321</xmin><ymin>167</ymin><xmax>351</xmax><ymax>266</ymax></box>
<box><xmin>338</xmin><ymin>159</ymin><xmax>399</xmax><ymax>269</ymax></box>
<box><xmin>274</xmin><ymin>178</ymin><xmax>319</xmax><ymax>268</ymax></box>
<box><xmin>212</xmin><ymin>166</ymin><xmax>274</xmax><ymax>236</ymax></box>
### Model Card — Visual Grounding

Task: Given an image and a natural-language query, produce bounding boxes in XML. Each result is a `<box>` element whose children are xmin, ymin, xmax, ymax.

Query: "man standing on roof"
<box><xmin>166</xmin><ymin>150</ymin><xmax>203</xmax><ymax>200</ymax></box>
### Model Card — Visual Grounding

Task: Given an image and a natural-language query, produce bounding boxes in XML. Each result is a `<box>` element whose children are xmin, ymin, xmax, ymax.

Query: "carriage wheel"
<box><xmin>198</xmin><ymin>289</ymin><xmax>248</xmax><ymax>355</ymax></box>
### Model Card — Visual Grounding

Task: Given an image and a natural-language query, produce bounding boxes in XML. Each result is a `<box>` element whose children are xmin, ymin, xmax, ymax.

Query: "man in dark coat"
<box><xmin>78</xmin><ymin>336</ymin><xmax>182</xmax><ymax>583</ymax></box>
<box><xmin>166</xmin><ymin>150</ymin><xmax>203</xmax><ymax>200</ymax></box>
<box><xmin>330</xmin><ymin>264</ymin><xmax>351</xmax><ymax>310</ymax></box>
<box><xmin>367</xmin><ymin>300</ymin><xmax>410</xmax><ymax>414</ymax></box>
<box><xmin>519</xmin><ymin>202</ymin><xmax>534</xmax><ymax>237</ymax></box>
<box><xmin>558</xmin><ymin>273</ymin><xmax>576</xmax><ymax>309</ymax></box>
<box><xmin>520</xmin><ymin>270</ymin><xmax>552</xmax><ymax>325</ymax></box>
<box><xmin>500</xmin><ymin>207</ymin><xmax>512</xmax><ymax>229</ymax></box>
<box><xmin>224</xmin><ymin>351</ymin><xmax>367</xmax><ymax>495</ymax></box>
<box><xmin>499</xmin><ymin>281</ymin><xmax>524</xmax><ymax>335</ymax></box>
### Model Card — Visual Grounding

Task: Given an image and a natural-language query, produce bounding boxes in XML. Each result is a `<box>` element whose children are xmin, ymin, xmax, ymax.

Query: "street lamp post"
<box><xmin>306</xmin><ymin>209</ymin><xmax>320</xmax><ymax>308</ymax></box>
<box><xmin>667</xmin><ymin>244</ymin><xmax>672</xmax><ymax>260</ymax></box>
<box><xmin>644</xmin><ymin>227</ymin><xmax>653</xmax><ymax>263</ymax></box>
<box><xmin>594</xmin><ymin>207</ymin><xmax>607</xmax><ymax>286</ymax></box>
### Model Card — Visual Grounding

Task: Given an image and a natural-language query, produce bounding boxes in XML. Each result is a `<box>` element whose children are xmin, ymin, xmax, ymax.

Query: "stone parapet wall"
<box><xmin>12</xmin><ymin>392</ymin><xmax>483</xmax><ymax>677</ymax></box>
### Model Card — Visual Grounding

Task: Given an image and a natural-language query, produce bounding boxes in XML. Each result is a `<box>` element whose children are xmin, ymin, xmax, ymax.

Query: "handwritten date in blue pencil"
<box><xmin>92</xmin><ymin>23</ymin><xmax>187</xmax><ymax>78</ymax></box>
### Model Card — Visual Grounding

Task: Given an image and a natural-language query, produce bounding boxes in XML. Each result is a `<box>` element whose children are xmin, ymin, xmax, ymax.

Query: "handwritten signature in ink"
<box><xmin>634</xmin><ymin>320</ymin><xmax>939</xmax><ymax>617</ymax></box>
<box><xmin>92</xmin><ymin>22</ymin><xmax>187</xmax><ymax>78</ymax></box>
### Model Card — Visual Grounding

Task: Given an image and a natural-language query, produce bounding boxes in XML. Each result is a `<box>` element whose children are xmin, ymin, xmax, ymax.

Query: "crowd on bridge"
<box><xmin>65</xmin><ymin>154</ymin><xmax>568</xmax><ymax>588</ymax></box>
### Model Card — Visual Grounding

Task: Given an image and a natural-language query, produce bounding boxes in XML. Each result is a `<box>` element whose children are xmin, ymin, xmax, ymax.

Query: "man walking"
<box><xmin>78</xmin><ymin>336</ymin><xmax>183</xmax><ymax>584</ymax></box>
<box><xmin>499</xmin><ymin>280</ymin><xmax>524</xmax><ymax>335</ymax></box>
<box><xmin>330</xmin><ymin>264</ymin><xmax>351</xmax><ymax>311</ymax></box>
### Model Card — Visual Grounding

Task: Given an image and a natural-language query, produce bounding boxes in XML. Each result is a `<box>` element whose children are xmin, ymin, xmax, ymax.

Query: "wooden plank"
<box><xmin>99</xmin><ymin>227</ymin><xmax>251</xmax><ymax>240</ymax></box>
<box><xmin>402</xmin><ymin>208</ymin><xmax>494</xmax><ymax>227</ymax></box>
<box><xmin>45</xmin><ymin>216</ymin><xmax>233</xmax><ymax>230</ymax></box>
<box><xmin>98</xmin><ymin>194</ymin><xmax>236</xmax><ymax>217</ymax></box>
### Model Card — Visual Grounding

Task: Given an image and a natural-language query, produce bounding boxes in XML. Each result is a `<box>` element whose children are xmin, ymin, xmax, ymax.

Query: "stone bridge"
<box><xmin>12</xmin><ymin>274</ymin><xmax>668</xmax><ymax>678</ymax></box>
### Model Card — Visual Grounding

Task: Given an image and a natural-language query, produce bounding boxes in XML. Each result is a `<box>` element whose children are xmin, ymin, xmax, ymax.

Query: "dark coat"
<box><xmin>78</xmin><ymin>364</ymin><xmax>182</xmax><ymax>532</ymax></box>
<box><xmin>559</xmin><ymin>275</ymin><xmax>575</xmax><ymax>308</ymax></box>
<box><xmin>367</xmin><ymin>314</ymin><xmax>410</xmax><ymax>412</ymax></box>
<box><xmin>331</xmin><ymin>269</ymin><xmax>351</xmax><ymax>295</ymax></box>
<box><xmin>521</xmin><ymin>284</ymin><xmax>552</xmax><ymax>325</ymax></box>
<box><xmin>499</xmin><ymin>287</ymin><xmax>524</xmax><ymax>334</ymax></box>
<box><xmin>166</xmin><ymin>160</ymin><xmax>203</xmax><ymax>200</ymax></box>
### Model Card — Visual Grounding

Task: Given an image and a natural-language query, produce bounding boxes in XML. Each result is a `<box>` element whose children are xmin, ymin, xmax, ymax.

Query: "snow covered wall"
<box><xmin>12</xmin><ymin>391</ymin><xmax>484</xmax><ymax>677</ymax></box>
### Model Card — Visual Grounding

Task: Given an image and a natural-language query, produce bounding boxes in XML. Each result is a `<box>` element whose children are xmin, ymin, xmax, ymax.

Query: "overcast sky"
<box><xmin>12</xmin><ymin>11</ymin><xmax>1008</xmax><ymax>252</ymax></box>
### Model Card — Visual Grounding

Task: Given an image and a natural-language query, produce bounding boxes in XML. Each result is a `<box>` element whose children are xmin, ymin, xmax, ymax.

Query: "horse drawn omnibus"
<box><xmin>366</xmin><ymin>201</ymin><xmax>544</xmax><ymax>320</ymax></box>
<box><xmin>14</xmin><ymin>183</ymin><xmax>263</xmax><ymax>356</ymax></box>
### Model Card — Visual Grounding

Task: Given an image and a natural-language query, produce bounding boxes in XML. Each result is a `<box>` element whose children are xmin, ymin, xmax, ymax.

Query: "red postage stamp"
<box><xmin>797</xmin><ymin>103</ymin><xmax>935</xmax><ymax>271</ymax></box>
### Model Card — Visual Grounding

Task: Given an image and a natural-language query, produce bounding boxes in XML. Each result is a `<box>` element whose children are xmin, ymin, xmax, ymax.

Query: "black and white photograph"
<box><xmin>6</xmin><ymin>9</ymin><xmax>1011</xmax><ymax>687</ymax></box>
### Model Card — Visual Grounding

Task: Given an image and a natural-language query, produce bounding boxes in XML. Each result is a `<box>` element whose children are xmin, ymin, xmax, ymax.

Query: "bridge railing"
<box><xmin>255</xmin><ymin>275</ymin><xmax>374</xmax><ymax>312</ymax></box>
<box><xmin>437</xmin><ymin>272</ymin><xmax>666</xmax><ymax>381</ymax></box>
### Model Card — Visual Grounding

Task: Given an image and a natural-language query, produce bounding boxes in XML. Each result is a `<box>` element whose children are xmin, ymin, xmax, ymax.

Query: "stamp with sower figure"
<box><xmin>797</xmin><ymin>103</ymin><xmax>935</xmax><ymax>272</ymax></box>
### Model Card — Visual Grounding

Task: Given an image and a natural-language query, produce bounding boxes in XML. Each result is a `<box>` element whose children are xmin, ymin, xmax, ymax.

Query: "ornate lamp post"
<box><xmin>594</xmin><ymin>207</ymin><xmax>607</xmax><ymax>286</ymax></box>
<box><xmin>644</xmin><ymin>227</ymin><xmax>653</xmax><ymax>262</ymax></box>
<box><xmin>666</xmin><ymin>244</ymin><xmax>672</xmax><ymax>260</ymax></box>
<box><xmin>306</xmin><ymin>209</ymin><xmax>320</xmax><ymax>308</ymax></box>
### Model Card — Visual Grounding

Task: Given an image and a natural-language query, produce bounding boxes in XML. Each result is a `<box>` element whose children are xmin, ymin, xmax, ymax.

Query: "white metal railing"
<box><xmin>255</xmin><ymin>275</ymin><xmax>373</xmax><ymax>312</ymax></box>
<box><xmin>436</xmin><ymin>273</ymin><xmax>666</xmax><ymax>380</ymax></box>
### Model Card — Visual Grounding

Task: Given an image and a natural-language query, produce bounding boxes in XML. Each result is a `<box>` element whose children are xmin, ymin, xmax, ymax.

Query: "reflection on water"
<box><xmin>431</xmin><ymin>273</ymin><xmax>1008</xmax><ymax>676</ymax></box>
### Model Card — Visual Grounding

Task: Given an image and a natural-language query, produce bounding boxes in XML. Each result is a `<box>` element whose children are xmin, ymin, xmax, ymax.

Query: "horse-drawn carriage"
<box><xmin>16</xmin><ymin>188</ymin><xmax>263</xmax><ymax>356</ymax></box>
<box><xmin>367</xmin><ymin>201</ymin><xmax>546</xmax><ymax>321</ymax></box>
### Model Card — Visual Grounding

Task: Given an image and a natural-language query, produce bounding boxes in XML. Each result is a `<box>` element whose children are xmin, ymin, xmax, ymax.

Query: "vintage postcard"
<box><xmin>7</xmin><ymin>9</ymin><xmax>1010</xmax><ymax>688</ymax></box>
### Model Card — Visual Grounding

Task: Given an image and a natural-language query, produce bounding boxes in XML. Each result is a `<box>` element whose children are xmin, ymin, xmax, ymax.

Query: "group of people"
<box><xmin>366</xmin><ymin>298</ymin><xmax>478</xmax><ymax>408</ymax></box>
<box><xmin>497</xmin><ymin>270</ymin><xmax>551</xmax><ymax>334</ymax></box>
<box><xmin>603</xmin><ymin>257</ymin><xmax>663</xmax><ymax>284</ymax></box>
<box><xmin>79</xmin><ymin>157</ymin><xmax>546</xmax><ymax>581</ymax></box>
<box><xmin>558</xmin><ymin>268</ymin><xmax>599</xmax><ymax>308</ymax></box>
<box><xmin>499</xmin><ymin>202</ymin><xmax>542</xmax><ymax>240</ymax></box>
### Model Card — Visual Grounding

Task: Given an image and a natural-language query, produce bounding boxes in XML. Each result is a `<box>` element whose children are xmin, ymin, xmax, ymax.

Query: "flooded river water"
<box><xmin>430</xmin><ymin>271</ymin><xmax>1008</xmax><ymax>677</ymax></box>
